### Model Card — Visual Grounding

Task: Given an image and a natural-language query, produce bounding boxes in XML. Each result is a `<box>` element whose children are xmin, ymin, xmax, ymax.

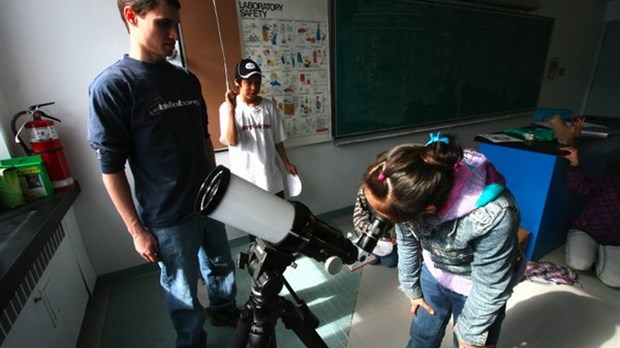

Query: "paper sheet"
<box><xmin>286</xmin><ymin>174</ymin><xmax>302</xmax><ymax>197</ymax></box>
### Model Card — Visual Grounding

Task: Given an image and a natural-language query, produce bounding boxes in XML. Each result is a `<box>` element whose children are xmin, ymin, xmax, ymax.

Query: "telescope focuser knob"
<box><xmin>324</xmin><ymin>256</ymin><xmax>343</xmax><ymax>275</ymax></box>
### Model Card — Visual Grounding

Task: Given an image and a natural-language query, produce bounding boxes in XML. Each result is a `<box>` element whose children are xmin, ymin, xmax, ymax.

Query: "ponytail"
<box><xmin>362</xmin><ymin>132</ymin><xmax>463</xmax><ymax>221</ymax></box>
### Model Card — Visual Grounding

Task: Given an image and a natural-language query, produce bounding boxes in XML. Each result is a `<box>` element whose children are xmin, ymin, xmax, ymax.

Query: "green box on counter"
<box><xmin>0</xmin><ymin>166</ymin><xmax>25</xmax><ymax>208</ymax></box>
<box><xmin>0</xmin><ymin>156</ymin><xmax>53</xmax><ymax>201</ymax></box>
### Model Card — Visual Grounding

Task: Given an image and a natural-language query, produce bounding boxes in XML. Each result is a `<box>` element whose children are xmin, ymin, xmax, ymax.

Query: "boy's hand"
<box><xmin>284</xmin><ymin>162</ymin><xmax>297</xmax><ymax>175</ymax></box>
<box><xmin>225</xmin><ymin>90</ymin><xmax>237</xmax><ymax>106</ymax></box>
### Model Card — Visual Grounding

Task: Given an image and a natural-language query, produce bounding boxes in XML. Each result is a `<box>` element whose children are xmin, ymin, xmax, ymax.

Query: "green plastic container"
<box><xmin>0</xmin><ymin>166</ymin><xmax>25</xmax><ymax>208</ymax></box>
<box><xmin>0</xmin><ymin>156</ymin><xmax>53</xmax><ymax>201</ymax></box>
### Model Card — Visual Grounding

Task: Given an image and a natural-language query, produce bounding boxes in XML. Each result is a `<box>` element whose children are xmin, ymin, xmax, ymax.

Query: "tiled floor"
<box><xmin>77</xmin><ymin>209</ymin><xmax>362</xmax><ymax>348</ymax></box>
<box><xmin>78</xmin><ymin>208</ymin><xmax>620</xmax><ymax>348</ymax></box>
<box><xmin>347</xmin><ymin>245</ymin><xmax>620</xmax><ymax>348</ymax></box>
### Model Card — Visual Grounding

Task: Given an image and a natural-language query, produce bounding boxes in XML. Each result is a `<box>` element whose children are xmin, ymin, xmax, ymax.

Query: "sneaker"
<box><xmin>207</xmin><ymin>306</ymin><xmax>240</xmax><ymax>327</ymax></box>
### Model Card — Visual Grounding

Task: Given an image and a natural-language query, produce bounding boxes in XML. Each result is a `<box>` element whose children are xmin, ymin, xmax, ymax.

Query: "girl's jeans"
<box><xmin>151</xmin><ymin>214</ymin><xmax>237</xmax><ymax>348</ymax></box>
<box><xmin>407</xmin><ymin>266</ymin><xmax>506</xmax><ymax>348</ymax></box>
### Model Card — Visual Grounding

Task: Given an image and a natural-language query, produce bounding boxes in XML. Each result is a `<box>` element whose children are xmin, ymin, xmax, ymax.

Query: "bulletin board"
<box><xmin>236</xmin><ymin>0</ymin><xmax>333</xmax><ymax>147</ymax></box>
<box><xmin>180</xmin><ymin>0</ymin><xmax>332</xmax><ymax>149</ymax></box>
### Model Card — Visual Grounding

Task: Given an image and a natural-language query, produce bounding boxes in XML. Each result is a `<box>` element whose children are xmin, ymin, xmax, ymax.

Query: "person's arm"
<box><xmin>275</xmin><ymin>142</ymin><xmax>297</xmax><ymax>175</ymax></box>
<box><xmin>454</xmin><ymin>201</ymin><xmax>519</xmax><ymax>347</ymax></box>
<box><xmin>101</xmin><ymin>171</ymin><xmax>160</xmax><ymax>263</ymax></box>
<box><xmin>220</xmin><ymin>90</ymin><xmax>238</xmax><ymax>146</ymax></box>
<box><xmin>561</xmin><ymin>146</ymin><xmax>606</xmax><ymax>195</ymax></box>
<box><xmin>395</xmin><ymin>223</ymin><xmax>423</xmax><ymax>299</ymax></box>
<box><xmin>88</xmin><ymin>77</ymin><xmax>159</xmax><ymax>262</ymax></box>
<box><xmin>394</xmin><ymin>224</ymin><xmax>434</xmax><ymax>315</ymax></box>
<box><xmin>560</xmin><ymin>146</ymin><xmax>580</xmax><ymax>166</ymax></box>
<box><xmin>353</xmin><ymin>186</ymin><xmax>372</xmax><ymax>235</ymax></box>
<box><xmin>204</xmin><ymin>132</ymin><xmax>217</xmax><ymax>171</ymax></box>
<box><xmin>269</xmin><ymin>101</ymin><xmax>296</xmax><ymax>175</ymax></box>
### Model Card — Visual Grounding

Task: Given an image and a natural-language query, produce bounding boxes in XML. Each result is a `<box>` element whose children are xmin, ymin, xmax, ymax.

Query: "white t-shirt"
<box><xmin>219</xmin><ymin>96</ymin><xmax>288</xmax><ymax>193</ymax></box>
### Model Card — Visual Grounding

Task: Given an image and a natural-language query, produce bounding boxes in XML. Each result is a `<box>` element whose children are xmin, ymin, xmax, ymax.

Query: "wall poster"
<box><xmin>236</xmin><ymin>0</ymin><xmax>331</xmax><ymax>146</ymax></box>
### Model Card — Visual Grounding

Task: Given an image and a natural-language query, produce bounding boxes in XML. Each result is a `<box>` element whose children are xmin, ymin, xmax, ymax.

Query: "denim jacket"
<box><xmin>395</xmin><ymin>190</ymin><xmax>521</xmax><ymax>346</ymax></box>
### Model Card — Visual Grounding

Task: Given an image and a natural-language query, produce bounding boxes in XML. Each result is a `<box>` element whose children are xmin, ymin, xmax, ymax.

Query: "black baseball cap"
<box><xmin>235</xmin><ymin>59</ymin><xmax>262</xmax><ymax>79</ymax></box>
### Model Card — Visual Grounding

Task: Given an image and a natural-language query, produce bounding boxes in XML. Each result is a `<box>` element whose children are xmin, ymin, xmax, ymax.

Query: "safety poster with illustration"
<box><xmin>236</xmin><ymin>0</ymin><xmax>331</xmax><ymax>146</ymax></box>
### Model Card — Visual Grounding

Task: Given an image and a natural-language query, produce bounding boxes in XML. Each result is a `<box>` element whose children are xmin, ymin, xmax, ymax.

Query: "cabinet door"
<box><xmin>61</xmin><ymin>206</ymin><xmax>97</xmax><ymax>293</ymax></box>
<box><xmin>43</xmin><ymin>238</ymin><xmax>90</xmax><ymax>347</ymax></box>
<box><xmin>1</xmin><ymin>287</ymin><xmax>56</xmax><ymax>348</ymax></box>
<box><xmin>2</xmin><ymin>239</ymin><xmax>89</xmax><ymax>348</ymax></box>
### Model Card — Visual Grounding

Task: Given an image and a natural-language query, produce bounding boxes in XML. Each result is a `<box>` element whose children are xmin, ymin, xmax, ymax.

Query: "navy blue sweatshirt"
<box><xmin>88</xmin><ymin>55</ymin><xmax>210</xmax><ymax>228</ymax></box>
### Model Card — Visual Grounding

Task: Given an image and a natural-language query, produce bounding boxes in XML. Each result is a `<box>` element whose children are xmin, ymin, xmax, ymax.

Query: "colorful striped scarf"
<box><xmin>433</xmin><ymin>149</ymin><xmax>505</xmax><ymax>225</ymax></box>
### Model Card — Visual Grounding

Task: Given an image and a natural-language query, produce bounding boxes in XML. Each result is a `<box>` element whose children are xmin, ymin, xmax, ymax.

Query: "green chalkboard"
<box><xmin>332</xmin><ymin>0</ymin><xmax>554</xmax><ymax>138</ymax></box>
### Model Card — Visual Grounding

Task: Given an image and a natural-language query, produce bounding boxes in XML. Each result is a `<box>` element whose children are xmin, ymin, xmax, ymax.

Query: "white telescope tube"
<box><xmin>197</xmin><ymin>166</ymin><xmax>294</xmax><ymax>244</ymax></box>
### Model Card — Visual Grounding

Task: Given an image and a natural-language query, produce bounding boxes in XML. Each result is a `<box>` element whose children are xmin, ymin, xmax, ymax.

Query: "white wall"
<box><xmin>534</xmin><ymin>0</ymin><xmax>609</xmax><ymax>114</ymax></box>
<box><xmin>0</xmin><ymin>0</ymin><xmax>608</xmax><ymax>275</ymax></box>
<box><xmin>0</xmin><ymin>87</ymin><xmax>11</xmax><ymax>159</ymax></box>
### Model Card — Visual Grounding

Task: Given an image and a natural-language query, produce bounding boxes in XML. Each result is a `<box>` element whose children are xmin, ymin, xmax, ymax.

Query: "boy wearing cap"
<box><xmin>219</xmin><ymin>58</ymin><xmax>297</xmax><ymax>198</ymax></box>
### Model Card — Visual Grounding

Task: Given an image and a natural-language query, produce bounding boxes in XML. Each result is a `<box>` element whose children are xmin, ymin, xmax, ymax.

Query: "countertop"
<box><xmin>475</xmin><ymin>131</ymin><xmax>609</xmax><ymax>155</ymax></box>
<box><xmin>0</xmin><ymin>184</ymin><xmax>80</xmax><ymax>310</ymax></box>
<box><xmin>475</xmin><ymin>115</ymin><xmax>620</xmax><ymax>155</ymax></box>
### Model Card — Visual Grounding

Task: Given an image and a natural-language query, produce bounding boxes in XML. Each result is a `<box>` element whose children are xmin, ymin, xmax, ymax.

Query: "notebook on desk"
<box><xmin>477</xmin><ymin>133</ymin><xmax>523</xmax><ymax>143</ymax></box>
<box><xmin>580</xmin><ymin>123</ymin><xmax>620</xmax><ymax>138</ymax></box>
<box><xmin>534</xmin><ymin>119</ymin><xmax>620</xmax><ymax>138</ymax></box>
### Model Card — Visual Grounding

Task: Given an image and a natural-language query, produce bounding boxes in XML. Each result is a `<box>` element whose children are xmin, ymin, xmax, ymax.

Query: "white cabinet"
<box><xmin>2</xmin><ymin>226</ymin><xmax>91</xmax><ymax>348</ymax></box>
<box><xmin>62</xmin><ymin>206</ymin><xmax>97</xmax><ymax>294</ymax></box>
<box><xmin>0</xmin><ymin>284</ymin><xmax>55</xmax><ymax>348</ymax></box>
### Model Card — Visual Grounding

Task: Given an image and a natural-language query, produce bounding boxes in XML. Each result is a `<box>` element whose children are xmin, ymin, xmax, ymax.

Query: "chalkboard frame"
<box><xmin>330</xmin><ymin>0</ymin><xmax>554</xmax><ymax>141</ymax></box>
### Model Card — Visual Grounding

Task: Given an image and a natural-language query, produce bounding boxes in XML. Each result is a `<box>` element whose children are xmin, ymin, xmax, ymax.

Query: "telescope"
<box><xmin>195</xmin><ymin>165</ymin><xmax>387</xmax><ymax>273</ymax></box>
<box><xmin>195</xmin><ymin>165</ymin><xmax>390</xmax><ymax>347</ymax></box>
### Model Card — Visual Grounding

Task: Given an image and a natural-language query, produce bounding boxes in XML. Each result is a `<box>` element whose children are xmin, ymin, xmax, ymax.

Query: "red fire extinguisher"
<box><xmin>11</xmin><ymin>102</ymin><xmax>76</xmax><ymax>192</ymax></box>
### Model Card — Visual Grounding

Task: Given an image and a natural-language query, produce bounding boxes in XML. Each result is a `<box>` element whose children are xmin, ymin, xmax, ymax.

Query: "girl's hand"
<box><xmin>409</xmin><ymin>297</ymin><xmax>435</xmax><ymax>316</ymax></box>
<box><xmin>457</xmin><ymin>339</ymin><xmax>494</xmax><ymax>348</ymax></box>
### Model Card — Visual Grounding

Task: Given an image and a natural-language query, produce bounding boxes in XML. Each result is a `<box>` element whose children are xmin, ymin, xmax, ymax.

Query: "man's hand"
<box><xmin>101</xmin><ymin>172</ymin><xmax>162</xmax><ymax>263</ymax></box>
<box><xmin>132</xmin><ymin>228</ymin><xmax>161</xmax><ymax>263</ymax></box>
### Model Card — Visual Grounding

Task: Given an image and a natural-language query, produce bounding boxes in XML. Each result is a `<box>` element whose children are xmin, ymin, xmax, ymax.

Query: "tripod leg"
<box><xmin>280</xmin><ymin>298</ymin><xmax>328</xmax><ymax>348</ymax></box>
<box><xmin>246</xmin><ymin>294</ymin><xmax>280</xmax><ymax>348</ymax></box>
<box><xmin>232</xmin><ymin>287</ymin><xmax>281</xmax><ymax>348</ymax></box>
<box><xmin>231</xmin><ymin>302</ymin><xmax>252</xmax><ymax>348</ymax></box>
<box><xmin>232</xmin><ymin>239</ymin><xmax>327</xmax><ymax>347</ymax></box>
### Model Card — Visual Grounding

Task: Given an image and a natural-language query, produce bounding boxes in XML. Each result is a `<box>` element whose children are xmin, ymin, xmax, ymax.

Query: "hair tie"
<box><xmin>425</xmin><ymin>132</ymin><xmax>450</xmax><ymax>146</ymax></box>
<box><xmin>378</xmin><ymin>172</ymin><xmax>387</xmax><ymax>182</ymax></box>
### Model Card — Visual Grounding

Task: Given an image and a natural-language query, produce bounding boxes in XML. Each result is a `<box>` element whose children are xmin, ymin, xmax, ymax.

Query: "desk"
<box><xmin>476</xmin><ymin>117</ymin><xmax>620</xmax><ymax>260</ymax></box>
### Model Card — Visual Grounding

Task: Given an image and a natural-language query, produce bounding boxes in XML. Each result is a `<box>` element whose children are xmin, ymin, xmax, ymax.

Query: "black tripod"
<box><xmin>231</xmin><ymin>239</ymin><xmax>328</xmax><ymax>348</ymax></box>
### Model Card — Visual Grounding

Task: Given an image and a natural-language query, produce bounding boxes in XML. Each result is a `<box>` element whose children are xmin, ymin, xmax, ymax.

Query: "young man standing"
<box><xmin>88</xmin><ymin>1</ymin><xmax>238</xmax><ymax>346</ymax></box>
<box><xmin>219</xmin><ymin>58</ymin><xmax>297</xmax><ymax>198</ymax></box>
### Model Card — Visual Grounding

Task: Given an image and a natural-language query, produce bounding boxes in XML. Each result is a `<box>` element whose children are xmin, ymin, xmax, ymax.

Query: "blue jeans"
<box><xmin>407</xmin><ymin>266</ymin><xmax>505</xmax><ymax>348</ymax></box>
<box><xmin>151</xmin><ymin>214</ymin><xmax>237</xmax><ymax>348</ymax></box>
